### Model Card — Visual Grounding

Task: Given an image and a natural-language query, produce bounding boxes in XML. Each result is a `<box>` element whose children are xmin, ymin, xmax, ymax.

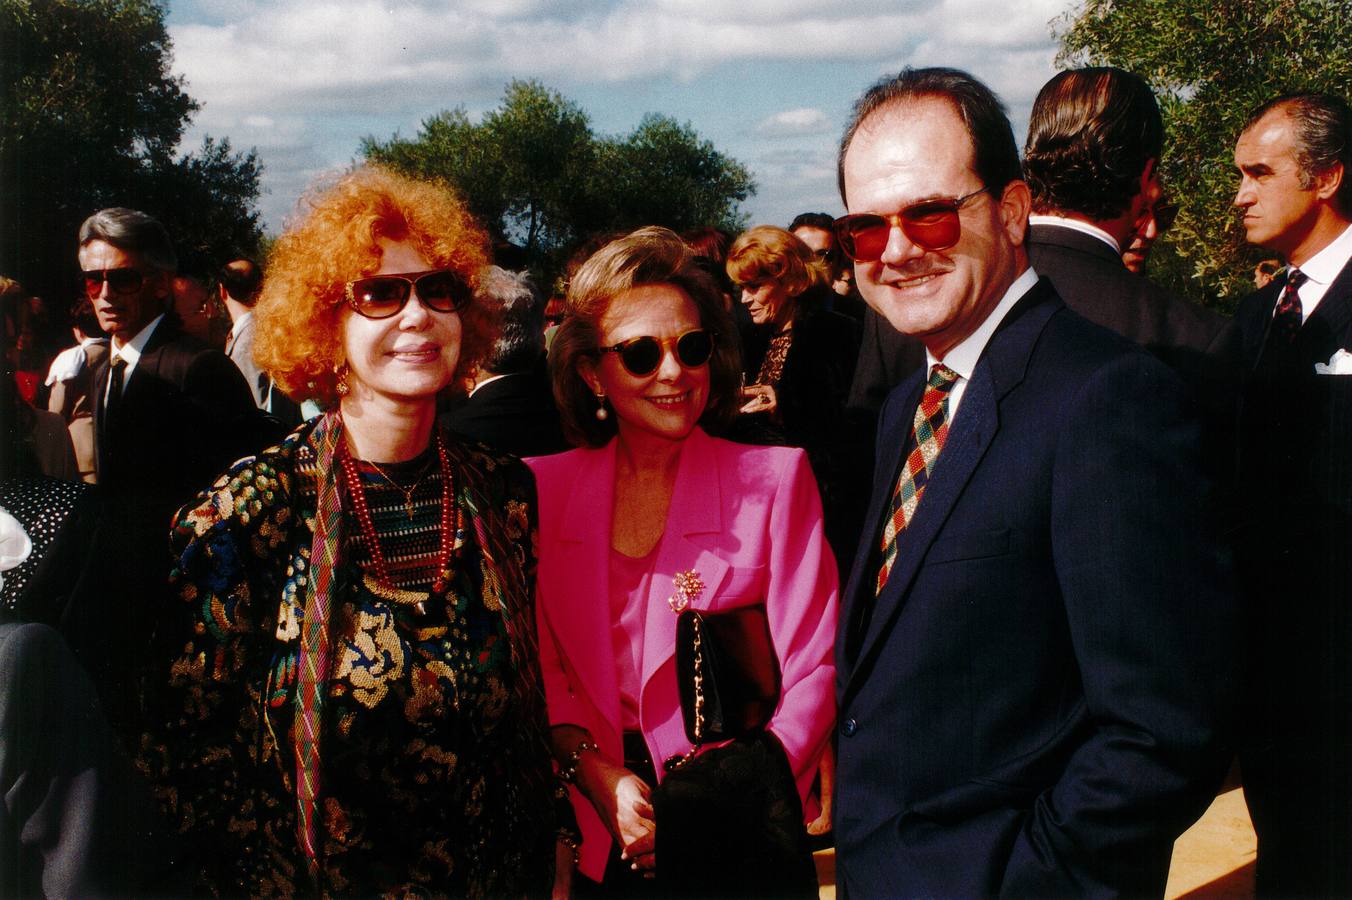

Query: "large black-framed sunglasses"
<box><xmin>82</xmin><ymin>267</ymin><xmax>147</xmax><ymax>299</ymax></box>
<box><xmin>343</xmin><ymin>269</ymin><xmax>473</xmax><ymax>319</ymax></box>
<box><xmin>596</xmin><ymin>329</ymin><xmax>716</xmax><ymax>377</ymax></box>
<box><xmin>833</xmin><ymin>187</ymin><xmax>988</xmax><ymax>261</ymax></box>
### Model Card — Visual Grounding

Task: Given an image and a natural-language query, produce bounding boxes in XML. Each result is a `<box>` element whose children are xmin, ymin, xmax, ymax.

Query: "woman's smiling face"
<box><xmin>582</xmin><ymin>283</ymin><xmax>710</xmax><ymax>445</ymax></box>
<box><xmin>340</xmin><ymin>237</ymin><xmax>463</xmax><ymax>407</ymax></box>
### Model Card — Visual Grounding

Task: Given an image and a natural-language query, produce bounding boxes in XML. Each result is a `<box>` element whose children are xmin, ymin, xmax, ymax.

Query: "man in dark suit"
<box><xmin>80</xmin><ymin>208</ymin><xmax>257</xmax><ymax>513</ymax></box>
<box><xmin>1230</xmin><ymin>92</ymin><xmax>1352</xmax><ymax>897</ymax></box>
<box><xmin>832</xmin><ymin>67</ymin><xmax>1236</xmax><ymax>896</ymax></box>
<box><xmin>1023</xmin><ymin>67</ymin><xmax>1236</xmax><ymax>376</ymax></box>
<box><xmin>441</xmin><ymin>266</ymin><xmax>567</xmax><ymax>457</ymax></box>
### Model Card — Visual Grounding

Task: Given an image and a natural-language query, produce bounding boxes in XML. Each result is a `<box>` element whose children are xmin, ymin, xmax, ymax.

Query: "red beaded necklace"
<box><xmin>338</xmin><ymin>432</ymin><xmax>462</xmax><ymax>610</ymax></box>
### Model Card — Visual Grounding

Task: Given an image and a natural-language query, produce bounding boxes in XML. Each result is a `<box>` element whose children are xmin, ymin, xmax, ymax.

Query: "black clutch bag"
<box><xmin>674</xmin><ymin>605</ymin><xmax>781</xmax><ymax>746</ymax></box>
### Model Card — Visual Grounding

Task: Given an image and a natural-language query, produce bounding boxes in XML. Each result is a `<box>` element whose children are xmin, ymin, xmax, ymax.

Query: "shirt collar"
<box><xmin>111</xmin><ymin>314</ymin><xmax>165</xmax><ymax>366</ymax></box>
<box><xmin>1295</xmin><ymin>221</ymin><xmax>1352</xmax><ymax>286</ymax></box>
<box><xmin>927</xmin><ymin>267</ymin><xmax>1040</xmax><ymax>380</ymax></box>
<box><xmin>1029</xmin><ymin>214</ymin><xmax>1121</xmax><ymax>254</ymax></box>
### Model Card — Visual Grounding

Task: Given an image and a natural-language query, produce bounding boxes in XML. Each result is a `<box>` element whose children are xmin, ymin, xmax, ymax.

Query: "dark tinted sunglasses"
<box><xmin>597</xmin><ymin>329</ymin><xmax>715</xmax><ymax>377</ymax></box>
<box><xmin>82</xmin><ymin>267</ymin><xmax>146</xmax><ymax>298</ymax></box>
<box><xmin>344</xmin><ymin>269</ymin><xmax>472</xmax><ymax>319</ymax></box>
<box><xmin>834</xmin><ymin>187</ymin><xmax>988</xmax><ymax>261</ymax></box>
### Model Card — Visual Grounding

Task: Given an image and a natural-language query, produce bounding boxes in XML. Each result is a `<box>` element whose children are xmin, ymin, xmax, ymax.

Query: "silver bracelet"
<box><xmin>559</xmin><ymin>740</ymin><xmax>598</xmax><ymax>784</ymax></box>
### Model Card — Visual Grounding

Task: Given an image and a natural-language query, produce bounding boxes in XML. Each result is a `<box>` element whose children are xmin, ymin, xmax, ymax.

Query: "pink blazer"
<box><xmin>528</xmin><ymin>428</ymin><xmax>838</xmax><ymax>880</ymax></box>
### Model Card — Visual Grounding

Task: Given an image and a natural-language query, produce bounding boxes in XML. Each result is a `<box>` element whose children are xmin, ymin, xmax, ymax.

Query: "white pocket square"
<box><xmin>1315</xmin><ymin>348</ymin><xmax>1352</xmax><ymax>375</ymax></box>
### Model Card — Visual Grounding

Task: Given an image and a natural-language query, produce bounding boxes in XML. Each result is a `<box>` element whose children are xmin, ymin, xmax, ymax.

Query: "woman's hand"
<box><xmin>577</xmin><ymin>754</ymin><xmax>657</xmax><ymax>876</ymax></box>
<box><xmin>739</xmin><ymin>383</ymin><xmax>778</xmax><ymax>415</ymax></box>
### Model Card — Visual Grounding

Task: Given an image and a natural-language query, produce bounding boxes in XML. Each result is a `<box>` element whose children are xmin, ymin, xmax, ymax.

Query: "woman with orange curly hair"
<box><xmin>139</xmin><ymin>166</ymin><xmax>575</xmax><ymax>897</ymax></box>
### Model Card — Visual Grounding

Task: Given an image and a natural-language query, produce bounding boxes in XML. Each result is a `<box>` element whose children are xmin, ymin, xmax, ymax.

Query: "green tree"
<box><xmin>1057</xmin><ymin>0</ymin><xmax>1352</xmax><ymax>309</ymax></box>
<box><xmin>363</xmin><ymin>80</ymin><xmax>755</xmax><ymax>277</ymax></box>
<box><xmin>596</xmin><ymin>113</ymin><xmax>754</xmax><ymax>235</ymax></box>
<box><xmin>0</xmin><ymin>0</ymin><xmax>263</xmax><ymax>305</ymax></box>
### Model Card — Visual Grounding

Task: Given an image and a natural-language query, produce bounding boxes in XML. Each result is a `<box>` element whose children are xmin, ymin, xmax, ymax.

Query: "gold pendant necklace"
<box><xmin>366</xmin><ymin>457</ymin><xmax>434</xmax><ymax>520</ymax></box>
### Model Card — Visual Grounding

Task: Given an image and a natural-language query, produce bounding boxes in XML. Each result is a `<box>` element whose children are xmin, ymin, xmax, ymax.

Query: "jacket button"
<box><xmin>841</xmin><ymin>718</ymin><xmax>858</xmax><ymax>737</ymax></box>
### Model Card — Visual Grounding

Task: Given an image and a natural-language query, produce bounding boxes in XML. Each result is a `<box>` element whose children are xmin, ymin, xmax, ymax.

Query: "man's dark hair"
<box><xmin>77</xmin><ymin>207</ymin><xmax>177</xmax><ymax>272</ymax></box>
<box><xmin>1243</xmin><ymin>92</ymin><xmax>1352</xmax><ymax>216</ymax></box>
<box><xmin>1023</xmin><ymin>67</ymin><xmax>1164</xmax><ymax>220</ymax></box>
<box><xmin>478</xmin><ymin>266</ymin><xmax>544</xmax><ymax>375</ymax></box>
<box><xmin>219</xmin><ymin>258</ymin><xmax>263</xmax><ymax>306</ymax></box>
<box><xmin>838</xmin><ymin>67</ymin><xmax>1022</xmax><ymax>206</ymax></box>
<box><xmin>789</xmin><ymin>212</ymin><xmax>835</xmax><ymax>233</ymax></box>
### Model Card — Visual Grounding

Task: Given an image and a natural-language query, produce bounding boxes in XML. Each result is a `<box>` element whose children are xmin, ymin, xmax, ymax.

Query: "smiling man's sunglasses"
<box><xmin>833</xmin><ymin>187</ymin><xmax>988</xmax><ymax>261</ymax></box>
<box><xmin>344</xmin><ymin>269</ymin><xmax>473</xmax><ymax>320</ymax></box>
<box><xmin>596</xmin><ymin>329</ymin><xmax>715</xmax><ymax>377</ymax></box>
<box><xmin>82</xmin><ymin>267</ymin><xmax>148</xmax><ymax>299</ymax></box>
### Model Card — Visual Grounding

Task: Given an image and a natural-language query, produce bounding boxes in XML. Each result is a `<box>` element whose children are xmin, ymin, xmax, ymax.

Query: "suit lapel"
<box><xmin>843</xmin><ymin>283</ymin><xmax>1059</xmax><ymax>699</ymax></box>
<box><xmin>1298</xmin><ymin>259</ymin><xmax>1352</xmax><ymax>364</ymax></box>
<box><xmin>547</xmin><ymin>442</ymin><xmax>624</xmax><ymax>743</ymax></box>
<box><xmin>839</xmin><ymin>374</ymin><xmax>922</xmax><ymax>663</ymax></box>
<box><xmin>640</xmin><ymin>429</ymin><xmax>730</xmax><ymax>696</ymax></box>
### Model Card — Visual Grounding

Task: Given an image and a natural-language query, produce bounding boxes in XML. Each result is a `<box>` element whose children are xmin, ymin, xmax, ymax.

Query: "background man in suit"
<box><xmin>79</xmin><ymin>209</ymin><xmax>258</xmax><ymax>724</ymax></box>
<box><xmin>1231</xmin><ymin>92</ymin><xmax>1352</xmax><ymax>897</ymax></box>
<box><xmin>441</xmin><ymin>266</ymin><xmax>567</xmax><ymax>457</ymax></box>
<box><xmin>1023</xmin><ymin>67</ymin><xmax>1235</xmax><ymax>375</ymax></box>
<box><xmin>80</xmin><ymin>207</ymin><xmax>256</xmax><ymax>510</ymax></box>
<box><xmin>220</xmin><ymin>256</ymin><xmax>301</xmax><ymax>428</ymax></box>
<box><xmin>832</xmin><ymin>67</ymin><xmax>1235</xmax><ymax>896</ymax></box>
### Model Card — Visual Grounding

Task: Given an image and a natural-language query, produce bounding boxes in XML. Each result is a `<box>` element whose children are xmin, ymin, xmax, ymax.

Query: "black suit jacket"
<box><xmin>835</xmin><ymin>279</ymin><xmax>1236</xmax><ymax>897</ymax></box>
<box><xmin>734</xmin><ymin>296</ymin><xmax>867</xmax><ymax>574</ymax></box>
<box><xmin>93</xmin><ymin>319</ymin><xmax>258</xmax><ymax>509</ymax></box>
<box><xmin>441</xmin><ymin>357</ymin><xmax>568</xmax><ymax>458</ymax></box>
<box><xmin>1233</xmin><ymin>256</ymin><xmax>1352</xmax><ymax>893</ymax></box>
<box><xmin>1234</xmin><ymin>258</ymin><xmax>1352</xmax><ymax>668</ymax></box>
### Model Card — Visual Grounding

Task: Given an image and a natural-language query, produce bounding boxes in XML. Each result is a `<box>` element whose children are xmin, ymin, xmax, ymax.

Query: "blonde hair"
<box><xmin>726</xmin><ymin>225</ymin><xmax>828</xmax><ymax>297</ymax></box>
<box><xmin>549</xmin><ymin>226</ymin><xmax>741</xmax><ymax>448</ymax></box>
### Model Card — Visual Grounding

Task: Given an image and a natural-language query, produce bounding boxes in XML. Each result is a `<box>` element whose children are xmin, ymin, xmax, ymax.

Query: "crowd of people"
<box><xmin>1</xmin><ymin>63</ymin><xmax>1350</xmax><ymax>898</ymax></box>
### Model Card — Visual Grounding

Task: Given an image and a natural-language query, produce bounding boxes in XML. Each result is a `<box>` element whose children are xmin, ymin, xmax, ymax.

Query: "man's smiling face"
<box><xmin>843</xmin><ymin>96</ymin><xmax>1026</xmax><ymax>359</ymax></box>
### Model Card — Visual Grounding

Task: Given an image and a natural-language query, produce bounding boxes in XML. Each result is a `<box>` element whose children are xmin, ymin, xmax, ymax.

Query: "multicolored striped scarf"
<box><xmin>296</xmin><ymin>409</ymin><xmax>343</xmax><ymax>886</ymax></box>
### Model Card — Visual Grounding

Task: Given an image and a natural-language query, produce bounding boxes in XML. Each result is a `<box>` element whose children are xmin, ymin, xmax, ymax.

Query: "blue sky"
<box><xmin>165</xmin><ymin>0</ymin><xmax>1074</xmax><ymax>236</ymax></box>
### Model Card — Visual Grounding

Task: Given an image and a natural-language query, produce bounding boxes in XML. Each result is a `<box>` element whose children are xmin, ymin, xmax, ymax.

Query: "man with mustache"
<box><xmin>832</xmin><ymin>67</ymin><xmax>1236</xmax><ymax>896</ymax></box>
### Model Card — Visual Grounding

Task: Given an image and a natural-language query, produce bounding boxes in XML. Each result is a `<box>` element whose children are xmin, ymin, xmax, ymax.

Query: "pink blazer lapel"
<box><xmin>639</xmin><ymin>429</ymin><xmax>732</xmax><ymax>694</ymax></box>
<box><xmin>548</xmin><ymin>442</ymin><xmax>624</xmax><ymax>744</ymax></box>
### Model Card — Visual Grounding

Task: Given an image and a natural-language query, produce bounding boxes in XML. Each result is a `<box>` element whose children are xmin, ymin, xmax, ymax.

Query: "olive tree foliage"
<box><xmin>1057</xmin><ymin>0</ymin><xmax>1352</xmax><ymax>308</ymax></box>
<box><xmin>363</xmin><ymin>80</ymin><xmax>755</xmax><ymax>276</ymax></box>
<box><xmin>0</xmin><ymin>0</ymin><xmax>263</xmax><ymax>304</ymax></box>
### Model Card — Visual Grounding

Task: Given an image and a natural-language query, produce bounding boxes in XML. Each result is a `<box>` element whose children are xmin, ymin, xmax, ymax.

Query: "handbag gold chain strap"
<box><xmin>665</xmin><ymin>618</ymin><xmax>706</xmax><ymax>772</ymax></box>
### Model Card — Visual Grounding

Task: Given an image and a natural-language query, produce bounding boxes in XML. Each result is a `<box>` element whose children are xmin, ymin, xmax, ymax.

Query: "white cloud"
<box><xmin>166</xmin><ymin>0</ymin><xmax>1072</xmax><ymax>230</ymax></box>
<box><xmin>755</xmin><ymin>107</ymin><xmax>831</xmax><ymax>138</ymax></box>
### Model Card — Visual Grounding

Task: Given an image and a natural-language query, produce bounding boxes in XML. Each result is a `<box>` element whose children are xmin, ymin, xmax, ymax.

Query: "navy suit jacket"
<box><xmin>835</xmin><ymin>279</ymin><xmax>1236</xmax><ymax>897</ymax></box>
<box><xmin>1234</xmin><ymin>258</ymin><xmax>1352</xmax><ymax>742</ymax></box>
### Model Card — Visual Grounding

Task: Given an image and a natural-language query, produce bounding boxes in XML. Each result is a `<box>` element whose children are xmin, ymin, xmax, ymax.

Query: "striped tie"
<box><xmin>876</xmin><ymin>363</ymin><xmax>960</xmax><ymax>594</ymax></box>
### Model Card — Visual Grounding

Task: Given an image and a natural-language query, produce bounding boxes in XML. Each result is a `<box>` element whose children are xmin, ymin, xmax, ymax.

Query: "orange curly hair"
<box><xmin>253</xmin><ymin>166</ymin><xmax>490</xmax><ymax>403</ymax></box>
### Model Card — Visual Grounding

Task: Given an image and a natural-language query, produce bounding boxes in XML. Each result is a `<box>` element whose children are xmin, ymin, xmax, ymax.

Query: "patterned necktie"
<box><xmin>1269</xmin><ymin>267</ymin><xmax>1307</xmax><ymax>346</ymax></box>
<box><xmin>876</xmin><ymin>363</ymin><xmax>960</xmax><ymax>594</ymax></box>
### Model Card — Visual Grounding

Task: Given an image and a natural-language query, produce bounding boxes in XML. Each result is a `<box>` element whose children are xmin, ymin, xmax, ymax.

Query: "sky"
<box><xmin>164</xmin><ymin>0</ymin><xmax>1077</xmax><ymax>237</ymax></box>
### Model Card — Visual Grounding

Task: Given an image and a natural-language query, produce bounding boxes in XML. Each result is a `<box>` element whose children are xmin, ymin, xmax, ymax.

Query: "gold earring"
<box><xmin>335</xmin><ymin>363</ymin><xmax>350</xmax><ymax>397</ymax></box>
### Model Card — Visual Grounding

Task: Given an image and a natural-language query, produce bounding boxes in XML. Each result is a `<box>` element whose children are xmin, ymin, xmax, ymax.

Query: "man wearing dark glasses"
<box><xmin>831</xmin><ymin>68</ymin><xmax>1235</xmax><ymax>898</ymax></box>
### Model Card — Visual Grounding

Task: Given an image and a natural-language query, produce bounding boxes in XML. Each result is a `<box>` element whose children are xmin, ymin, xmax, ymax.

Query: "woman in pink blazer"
<box><xmin>528</xmin><ymin>227</ymin><xmax>837</xmax><ymax>894</ymax></box>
